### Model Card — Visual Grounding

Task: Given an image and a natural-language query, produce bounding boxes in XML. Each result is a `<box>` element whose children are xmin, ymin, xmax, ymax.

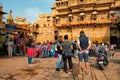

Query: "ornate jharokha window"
<box><xmin>68</xmin><ymin>14</ymin><xmax>73</xmax><ymax>22</ymax></box>
<box><xmin>91</xmin><ymin>11</ymin><xmax>98</xmax><ymax>20</ymax></box>
<box><xmin>107</xmin><ymin>10</ymin><xmax>116</xmax><ymax>19</ymax></box>
<box><xmin>107</xmin><ymin>14</ymin><xmax>114</xmax><ymax>19</ymax></box>
<box><xmin>55</xmin><ymin>16</ymin><xmax>60</xmax><ymax>24</ymax></box>
<box><xmin>91</xmin><ymin>15</ymin><xmax>97</xmax><ymax>20</ymax></box>
<box><xmin>79</xmin><ymin>13</ymin><xmax>86</xmax><ymax>21</ymax></box>
<box><xmin>80</xmin><ymin>16</ymin><xmax>84</xmax><ymax>21</ymax></box>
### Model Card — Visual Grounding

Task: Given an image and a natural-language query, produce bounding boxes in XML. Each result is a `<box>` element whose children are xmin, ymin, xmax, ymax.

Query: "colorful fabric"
<box><xmin>27</xmin><ymin>48</ymin><xmax>35</xmax><ymax>57</ymax></box>
<box><xmin>54</xmin><ymin>52</ymin><xmax>58</xmax><ymax>58</ymax></box>
<box><xmin>46</xmin><ymin>43</ymin><xmax>51</xmax><ymax>51</ymax></box>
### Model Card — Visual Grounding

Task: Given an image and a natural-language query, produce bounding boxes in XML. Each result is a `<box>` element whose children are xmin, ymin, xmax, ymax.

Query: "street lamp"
<box><xmin>68</xmin><ymin>13</ymin><xmax>73</xmax><ymax>41</ymax></box>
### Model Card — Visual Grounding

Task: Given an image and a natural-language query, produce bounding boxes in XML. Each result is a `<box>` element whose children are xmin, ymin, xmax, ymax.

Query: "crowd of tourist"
<box><xmin>3</xmin><ymin>38</ymin><xmax>57</xmax><ymax>58</ymax></box>
<box><xmin>2</xmin><ymin>35</ymin><xmax>117</xmax><ymax>58</ymax></box>
<box><xmin>1</xmin><ymin>31</ymin><xmax>118</xmax><ymax>74</ymax></box>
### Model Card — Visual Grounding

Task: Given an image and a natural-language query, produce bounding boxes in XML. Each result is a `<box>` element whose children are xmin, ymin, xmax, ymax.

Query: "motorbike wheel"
<box><xmin>100</xmin><ymin>65</ymin><xmax>104</xmax><ymax>70</ymax></box>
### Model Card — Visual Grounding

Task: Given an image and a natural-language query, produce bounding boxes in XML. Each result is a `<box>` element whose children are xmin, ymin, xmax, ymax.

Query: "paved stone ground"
<box><xmin>0</xmin><ymin>50</ymin><xmax>120</xmax><ymax>80</ymax></box>
<box><xmin>0</xmin><ymin>57</ymin><xmax>74</xmax><ymax>80</ymax></box>
<box><xmin>76</xmin><ymin>50</ymin><xmax>120</xmax><ymax>80</ymax></box>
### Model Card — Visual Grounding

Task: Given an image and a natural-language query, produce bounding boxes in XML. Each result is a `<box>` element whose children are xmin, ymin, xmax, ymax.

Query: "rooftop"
<box><xmin>0</xmin><ymin>11</ymin><xmax>7</xmax><ymax>14</ymax></box>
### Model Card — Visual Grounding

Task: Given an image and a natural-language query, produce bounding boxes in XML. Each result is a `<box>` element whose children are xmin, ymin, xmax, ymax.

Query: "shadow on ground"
<box><xmin>109</xmin><ymin>58</ymin><xmax>120</xmax><ymax>65</ymax></box>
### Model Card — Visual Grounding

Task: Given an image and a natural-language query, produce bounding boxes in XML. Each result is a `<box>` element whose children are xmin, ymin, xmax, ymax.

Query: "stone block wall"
<box><xmin>58</xmin><ymin>26</ymin><xmax>110</xmax><ymax>43</ymax></box>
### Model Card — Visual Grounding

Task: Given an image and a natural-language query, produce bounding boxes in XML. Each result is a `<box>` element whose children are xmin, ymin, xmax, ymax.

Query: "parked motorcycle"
<box><xmin>96</xmin><ymin>48</ymin><xmax>108</xmax><ymax>70</ymax></box>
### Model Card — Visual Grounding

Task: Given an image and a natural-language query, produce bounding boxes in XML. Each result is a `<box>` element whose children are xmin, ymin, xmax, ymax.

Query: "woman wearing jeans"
<box><xmin>56</xmin><ymin>36</ymin><xmax>63</xmax><ymax>71</ymax></box>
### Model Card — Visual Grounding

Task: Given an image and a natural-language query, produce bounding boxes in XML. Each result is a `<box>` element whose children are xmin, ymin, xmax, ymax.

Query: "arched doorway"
<box><xmin>110</xmin><ymin>36</ymin><xmax>118</xmax><ymax>44</ymax></box>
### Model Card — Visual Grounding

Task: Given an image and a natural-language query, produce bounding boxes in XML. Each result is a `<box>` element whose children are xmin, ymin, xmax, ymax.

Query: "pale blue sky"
<box><xmin>0</xmin><ymin>0</ymin><xmax>55</xmax><ymax>23</ymax></box>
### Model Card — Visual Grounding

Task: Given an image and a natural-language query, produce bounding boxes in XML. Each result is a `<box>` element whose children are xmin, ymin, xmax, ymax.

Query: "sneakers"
<box><xmin>56</xmin><ymin>68</ymin><xmax>60</xmax><ymax>71</ymax></box>
<box><xmin>65</xmin><ymin>70</ymin><xmax>68</xmax><ymax>73</ymax></box>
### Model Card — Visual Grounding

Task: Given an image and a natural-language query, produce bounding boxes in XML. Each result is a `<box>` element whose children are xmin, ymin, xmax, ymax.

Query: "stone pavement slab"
<box><xmin>1</xmin><ymin>52</ymin><xmax>120</xmax><ymax>80</ymax></box>
<box><xmin>0</xmin><ymin>57</ymin><xmax>74</xmax><ymax>80</ymax></box>
<box><xmin>72</xmin><ymin>54</ymin><xmax>120</xmax><ymax>80</ymax></box>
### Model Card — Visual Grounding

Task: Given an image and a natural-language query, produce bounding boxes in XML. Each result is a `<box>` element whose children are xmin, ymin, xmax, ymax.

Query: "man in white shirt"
<box><xmin>6</xmin><ymin>39</ymin><xmax>14</xmax><ymax>57</ymax></box>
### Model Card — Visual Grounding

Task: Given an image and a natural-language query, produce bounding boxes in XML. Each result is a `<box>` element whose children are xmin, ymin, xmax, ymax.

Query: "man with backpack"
<box><xmin>77</xmin><ymin>31</ymin><xmax>91</xmax><ymax>75</ymax></box>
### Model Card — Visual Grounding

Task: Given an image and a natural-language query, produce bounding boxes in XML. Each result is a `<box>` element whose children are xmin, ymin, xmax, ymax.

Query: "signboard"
<box><xmin>5</xmin><ymin>24</ymin><xmax>16</xmax><ymax>30</ymax></box>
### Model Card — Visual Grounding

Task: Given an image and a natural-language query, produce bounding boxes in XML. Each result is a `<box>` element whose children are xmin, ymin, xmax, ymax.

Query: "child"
<box><xmin>26</xmin><ymin>40</ymin><xmax>35</xmax><ymax>64</ymax></box>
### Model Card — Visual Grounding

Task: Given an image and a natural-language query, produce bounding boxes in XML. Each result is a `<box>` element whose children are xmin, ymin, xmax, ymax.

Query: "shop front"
<box><xmin>0</xmin><ymin>24</ymin><xmax>17</xmax><ymax>55</ymax></box>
